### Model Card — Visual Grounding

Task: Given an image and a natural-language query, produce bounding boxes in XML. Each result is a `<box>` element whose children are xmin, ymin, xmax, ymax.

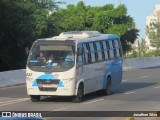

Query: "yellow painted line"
<box><xmin>45</xmin><ymin>118</ymin><xmax>53</xmax><ymax>120</ymax></box>
<box><xmin>124</xmin><ymin>118</ymin><xmax>134</xmax><ymax>120</ymax></box>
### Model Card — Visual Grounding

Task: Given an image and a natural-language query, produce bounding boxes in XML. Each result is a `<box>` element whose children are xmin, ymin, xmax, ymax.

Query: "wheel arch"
<box><xmin>103</xmin><ymin>72</ymin><xmax>112</xmax><ymax>89</ymax></box>
<box><xmin>75</xmin><ymin>79</ymin><xmax>84</xmax><ymax>96</ymax></box>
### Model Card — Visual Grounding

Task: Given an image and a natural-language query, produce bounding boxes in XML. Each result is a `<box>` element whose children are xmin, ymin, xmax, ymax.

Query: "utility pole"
<box><xmin>138</xmin><ymin>40</ymin><xmax>140</xmax><ymax>58</ymax></box>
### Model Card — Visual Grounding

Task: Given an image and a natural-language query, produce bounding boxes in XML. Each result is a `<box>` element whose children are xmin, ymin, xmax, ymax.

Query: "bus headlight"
<box><xmin>62</xmin><ymin>78</ymin><xmax>75</xmax><ymax>83</ymax></box>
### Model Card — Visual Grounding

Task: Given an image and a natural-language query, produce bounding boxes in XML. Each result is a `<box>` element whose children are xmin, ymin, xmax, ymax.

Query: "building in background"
<box><xmin>145</xmin><ymin>4</ymin><xmax>160</xmax><ymax>50</ymax></box>
<box><xmin>132</xmin><ymin>23</ymin><xmax>139</xmax><ymax>49</ymax></box>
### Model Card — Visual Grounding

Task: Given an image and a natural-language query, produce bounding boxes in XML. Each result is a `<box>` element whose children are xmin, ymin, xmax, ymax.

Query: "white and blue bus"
<box><xmin>26</xmin><ymin>31</ymin><xmax>123</xmax><ymax>102</ymax></box>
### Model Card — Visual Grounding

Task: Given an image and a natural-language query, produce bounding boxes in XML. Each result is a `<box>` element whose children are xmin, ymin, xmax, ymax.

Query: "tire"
<box><xmin>30</xmin><ymin>95</ymin><xmax>40</xmax><ymax>102</ymax></box>
<box><xmin>103</xmin><ymin>77</ymin><xmax>111</xmax><ymax>95</ymax></box>
<box><xmin>72</xmin><ymin>83</ymin><xmax>84</xmax><ymax>103</ymax></box>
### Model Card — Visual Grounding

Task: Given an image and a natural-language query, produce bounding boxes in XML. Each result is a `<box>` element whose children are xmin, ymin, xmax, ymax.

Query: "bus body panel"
<box><xmin>26</xmin><ymin>67</ymin><xmax>76</xmax><ymax>96</ymax></box>
<box><xmin>76</xmin><ymin>59</ymin><xmax>123</xmax><ymax>95</ymax></box>
<box><xmin>108</xmin><ymin>58</ymin><xmax>123</xmax><ymax>89</ymax></box>
<box><xmin>76</xmin><ymin>63</ymin><xmax>103</xmax><ymax>95</ymax></box>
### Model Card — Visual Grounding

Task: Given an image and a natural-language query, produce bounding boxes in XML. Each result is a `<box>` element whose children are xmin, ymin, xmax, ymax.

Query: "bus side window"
<box><xmin>106</xmin><ymin>40</ymin><xmax>110</xmax><ymax>59</ymax></box>
<box><xmin>100</xmin><ymin>41</ymin><xmax>105</xmax><ymax>61</ymax></box>
<box><xmin>86</xmin><ymin>43</ymin><xmax>92</xmax><ymax>63</ymax></box>
<box><xmin>77</xmin><ymin>43</ymin><xmax>84</xmax><ymax>68</ymax></box>
<box><xmin>89</xmin><ymin>42</ymin><xmax>96</xmax><ymax>63</ymax></box>
<box><xmin>108</xmin><ymin>40</ymin><xmax>114</xmax><ymax>59</ymax></box>
<box><xmin>95</xmin><ymin>41</ymin><xmax>102</xmax><ymax>61</ymax></box>
<box><xmin>112</xmin><ymin>40</ymin><xmax>117</xmax><ymax>58</ymax></box>
<box><xmin>102</xmin><ymin>41</ymin><xmax>109</xmax><ymax>60</ymax></box>
<box><xmin>114</xmin><ymin>39</ymin><xmax>120</xmax><ymax>57</ymax></box>
<box><xmin>83</xmin><ymin>43</ymin><xmax>91</xmax><ymax>64</ymax></box>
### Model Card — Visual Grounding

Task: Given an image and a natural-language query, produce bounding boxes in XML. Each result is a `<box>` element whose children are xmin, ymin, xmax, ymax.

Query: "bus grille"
<box><xmin>36</xmin><ymin>79</ymin><xmax>60</xmax><ymax>91</ymax></box>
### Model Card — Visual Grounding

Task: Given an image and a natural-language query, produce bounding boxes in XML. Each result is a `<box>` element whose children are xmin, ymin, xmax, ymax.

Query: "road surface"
<box><xmin>0</xmin><ymin>67</ymin><xmax>160</xmax><ymax>120</ymax></box>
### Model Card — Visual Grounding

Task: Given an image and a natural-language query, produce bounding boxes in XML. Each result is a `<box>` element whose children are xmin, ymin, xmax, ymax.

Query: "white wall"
<box><xmin>123</xmin><ymin>57</ymin><xmax>160</xmax><ymax>70</ymax></box>
<box><xmin>0</xmin><ymin>69</ymin><xmax>26</xmax><ymax>87</ymax></box>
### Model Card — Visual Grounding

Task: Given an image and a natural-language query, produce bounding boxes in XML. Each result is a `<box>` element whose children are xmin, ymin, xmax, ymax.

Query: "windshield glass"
<box><xmin>27</xmin><ymin>42</ymin><xmax>75</xmax><ymax>72</ymax></box>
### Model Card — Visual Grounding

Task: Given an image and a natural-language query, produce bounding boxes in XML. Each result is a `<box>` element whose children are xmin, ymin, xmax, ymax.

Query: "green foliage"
<box><xmin>144</xmin><ymin>50</ymin><xmax>160</xmax><ymax>57</ymax></box>
<box><xmin>48</xmin><ymin>2</ymin><xmax>139</xmax><ymax>54</ymax></box>
<box><xmin>124</xmin><ymin>38</ymin><xmax>160</xmax><ymax>58</ymax></box>
<box><xmin>125</xmin><ymin>50</ymin><xmax>138</xmax><ymax>58</ymax></box>
<box><xmin>146</xmin><ymin>21</ymin><xmax>160</xmax><ymax>49</ymax></box>
<box><xmin>54</xmin><ymin>1</ymin><xmax>87</xmax><ymax>31</ymax></box>
<box><xmin>0</xmin><ymin>0</ymin><xmax>60</xmax><ymax>71</ymax></box>
<box><xmin>107</xmin><ymin>24</ymin><xmax>128</xmax><ymax>36</ymax></box>
<box><xmin>125</xmin><ymin>50</ymin><xmax>160</xmax><ymax>58</ymax></box>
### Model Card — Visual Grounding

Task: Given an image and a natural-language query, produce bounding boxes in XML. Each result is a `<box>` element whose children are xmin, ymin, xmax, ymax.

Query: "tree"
<box><xmin>0</xmin><ymin>0</ymin><xmax>60</xmax><ymax>71</ymax></box>
<box><xmin>49</xmin><ymin>2</ymin><xmax>139</xmax><ymax>53</ymax></box>
<box><xmin>146</xmin><ymin>21</ymin><xmax>160</xmax><ymax>49</ymax></box>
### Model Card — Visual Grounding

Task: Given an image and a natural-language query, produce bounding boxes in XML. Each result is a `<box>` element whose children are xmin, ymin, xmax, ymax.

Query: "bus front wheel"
<box><xmin>72</xmin><ymin>83</ymin><xmax>84</xmax><ymax>103</ymax></box>
<box><xmin>30</xmin><ymin>95</ymin><xmax>40</xmax><ymax>102</ymax></box>
<box><xmin>103</xmin><ymin>77</ymin><xmax>111</xmax><ymax>95</ymax></box>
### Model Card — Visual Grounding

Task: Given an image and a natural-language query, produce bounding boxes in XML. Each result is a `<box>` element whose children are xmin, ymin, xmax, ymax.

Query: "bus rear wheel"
<box><xmin>103</xmin><ymin>77</ymin><xmax>111</xmax><ymax>95</ymax></box>
<box><xmin>72</xmin><ymin>83</ymin><xmax>84</xmax><ymax>103</ymax></box>
<box><xmin>30</xmin><ymin>95</ymin><xmax>40</xmax><ymax>102</ymax></box>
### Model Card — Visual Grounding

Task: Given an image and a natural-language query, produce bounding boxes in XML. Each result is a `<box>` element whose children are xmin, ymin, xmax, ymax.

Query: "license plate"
<box><xmin>40</xmin><ymin>84</ymin><xmax>57</xmax><ymax>88</ymax></box>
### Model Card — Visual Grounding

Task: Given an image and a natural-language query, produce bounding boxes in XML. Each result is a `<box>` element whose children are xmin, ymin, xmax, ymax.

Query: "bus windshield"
<box><xmin>27</xmin><ymin>43</ymin><xmax>75</xmax><ymax>72</ymax></box>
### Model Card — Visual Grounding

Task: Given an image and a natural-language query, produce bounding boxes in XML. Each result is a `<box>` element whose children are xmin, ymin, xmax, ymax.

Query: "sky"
<box><xmin>61</xmin><ymin>0</ymin><xmax>160</xmax><ymax>39</ymax></box>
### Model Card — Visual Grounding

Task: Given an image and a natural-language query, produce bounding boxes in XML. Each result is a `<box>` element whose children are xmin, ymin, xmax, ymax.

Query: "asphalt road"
<box><xmin>0</xmin><ymin>67</ymin><xmax>160</xmax><ymax>120</ymax></box>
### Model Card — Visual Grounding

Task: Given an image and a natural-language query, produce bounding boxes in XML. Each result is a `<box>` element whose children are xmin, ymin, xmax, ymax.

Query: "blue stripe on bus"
<box><xmin>32</xmin><ymin>74</ymin><xmax>64</xmax><ymax>87</ymax></box>
<box><xmin>102</xmin><ymin>64</ymin><xmax>107</xmax><ymax>89</ymax></box>
<box><xmin>102</xmin><ymin>63</ymin><xmax>112</xmax><ymax>89</ymax></box>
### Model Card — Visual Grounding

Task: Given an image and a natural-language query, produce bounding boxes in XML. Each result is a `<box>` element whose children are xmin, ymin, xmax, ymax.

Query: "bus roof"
<box><xmin>37</xmin><ymin>31</ymin><xmax>119</xmax><ymax>44</ymax></box>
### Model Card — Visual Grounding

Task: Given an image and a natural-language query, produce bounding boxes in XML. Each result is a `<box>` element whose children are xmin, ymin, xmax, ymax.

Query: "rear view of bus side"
<box><xmin>26</xmin><ymin>31</ymin><xmax>123</xmax><ymax>102</ymax></box>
